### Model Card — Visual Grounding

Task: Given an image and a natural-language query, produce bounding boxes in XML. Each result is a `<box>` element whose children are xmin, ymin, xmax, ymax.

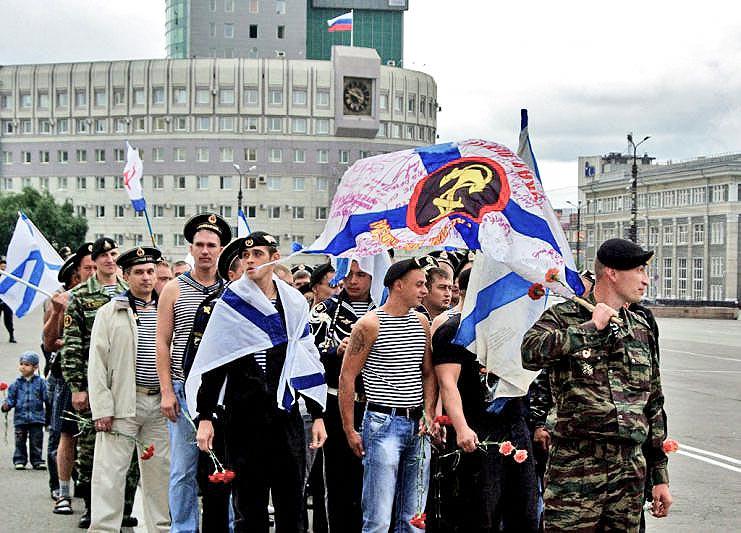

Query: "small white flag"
<box><xmin>123</xmin><ymin>142</ymin><xmax>146</xmax><ymax>212</ymax></box>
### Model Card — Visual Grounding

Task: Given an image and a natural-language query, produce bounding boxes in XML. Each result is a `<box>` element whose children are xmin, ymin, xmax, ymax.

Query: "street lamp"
<box><xmin>233</xmin><ymin>163</ymin><xmax>256</xmax><ymax>216</ymax></box>
<box><xmin>626</xmin><ymin>133</ymin><xmax>650</xmax><ymax>243</ymax></box>
<box><xmin>566</xmin><ymin>200</ymin><xmax>582</xmax><ymax>269</ymax></box>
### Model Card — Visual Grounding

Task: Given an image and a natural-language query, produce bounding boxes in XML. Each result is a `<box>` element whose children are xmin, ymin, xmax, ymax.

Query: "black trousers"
<box><xmin>0</xmin><ymin>301</ymin><xmax>13</xmax><ymax>338</ymax></box>
<box><xmin>322</xmin><ymin>395</ymin><xmax>364</xmax><ymax>533</ymax></box>
<box><xmin>227</xmin><ymin>411</ymin><xmax>306</xmax><ymax>533</ymax></box>
<box><xmin>198</xmin><ymin>414</ymin><xmax>232</xmax><ymax>532</ymax></box>
<box><xmin>14</xmin><ymin>423</ymin><xmax>43</xmax><ymax>466</ymax></box>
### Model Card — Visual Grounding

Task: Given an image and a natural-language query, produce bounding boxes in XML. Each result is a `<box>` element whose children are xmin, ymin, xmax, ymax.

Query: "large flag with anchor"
<box><xmin>0</xmin><ymin>212</ymin><xmax>63</xmax><ymax>317</ymax></box>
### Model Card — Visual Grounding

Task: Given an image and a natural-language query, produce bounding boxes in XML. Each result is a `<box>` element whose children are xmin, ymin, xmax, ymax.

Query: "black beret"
<box><xmin>183</xmin><ymin>213</ymin><xmax>232</xmax><ymax>246</ymax></box>
<box><xmin>596</xmin><ymin>238</ymin><xmax>654</xmax><ymax>270</ymax></box>
<box><xmin>310</xmin><ymin>263</ymin><xmax>335</xmax><ymax>288</ymax></box>
<box><xmin>384</xmin><ymin>257</ymin><xmax>424</xmax><ymax>288</ymax></box>
<box><xmin>298</xmin><ymin>283</ymin><xmax>313</xmax><ymax>295</ymax></box>
<box><xmin>428</xmin><ymin>250</ymin><xmax>459</xmax><ymax>271</ymax></box>
<box><xmin>291</xmin><ymin>264</ymin><xmax>314</xmax><ymax>275</ymax></box>
<box><xmin>242</xmin><ymin>231</ymin><xmax>279</xmax><ymax>251</ymax></box>
<box><xmin>454</xmin><ymin>250</ymin><xmax>475</xmax><ymax>279</ymax></box>
<box><xmin>218</xmin><ymin>238</ymin><xmax>245</xmax><ymax>280</ymax></box>
<box><xmin>91</xmin><ymin>237</ymin><xmax>118</xmax><ymax>260</ymax></box>
<box><xmin>58</xmin><ymin>246</ymin><xmax>73</xmax><ymax>260</ymax></box>
<box><xmin>57</xmin><ymin>253</ymin><xmax>78</xmax><ymax>284</ymax></box>
<box><xmin>75</xmin><ymin>242</ymin><xmax>94</xmax><ymax>259</ymax></box>
<box><xmin>116</xmin><ymin>247</ymin><xmax>162</xmax><ymax>270</ymax></box>
<box><xmin>417</xmin><ymin>255</ymin><xmax>439</xmax><ymax>273</ymax></box>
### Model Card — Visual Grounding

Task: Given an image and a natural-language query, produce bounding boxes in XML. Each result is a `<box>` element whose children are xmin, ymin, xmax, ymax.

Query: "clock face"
<box><xmin>343</xmin><ymin>78</ymin><xmax>372</xmax><ymax>115</ymax></box>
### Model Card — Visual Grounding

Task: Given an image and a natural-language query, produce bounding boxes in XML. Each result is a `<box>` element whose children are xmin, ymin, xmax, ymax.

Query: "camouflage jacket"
<box><xmin>60</xmin><ymin>275</ymin><xmax>128</xmax><ymax>393</ymax></box>
<box><xmin>521</xmin><ymin>295</ymin><xmax>669</xmax><ymax>485</ymax></box>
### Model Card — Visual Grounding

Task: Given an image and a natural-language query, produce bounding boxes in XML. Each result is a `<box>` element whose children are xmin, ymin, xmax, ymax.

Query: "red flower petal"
<box><xmin>223</xmin><ymin>470</ymin><xmax>236</xmax><ymax>482</ymax></box>
<box><xmin>545</xmin><ymin>268</ymin><xmax>560</xmax><ymax>283</ymax></box>
<box><xmin>433</xmin><ymin>415</ymin><xmax>452</xmax><ymax>426</ymax></box>
<box><xmin>527</xmin><ymin>283</ymin><xmax>545</xmax><ymax>300</ymax></box>
<box><xmin>513</xmin><ymin>449</ymin><xmax>528</xmax><ymax>463</ymax></box>
<box><xmin>0</xmin><ymin>382</ymin><xmax>8</xmax><ymax>391</ymax></box>
<box><xmin>662</xmin><ymin>438</ymin><xmax>679</xmax><ymax>453</ymax></box>
<box><xmin>498</xmin><ymin>441</ymin><xmax>515</xmax><ymax>456</ymax></box>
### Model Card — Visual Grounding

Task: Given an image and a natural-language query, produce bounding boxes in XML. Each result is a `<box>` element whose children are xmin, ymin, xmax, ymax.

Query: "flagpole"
<box><xmin>350</xmin><ymin>9</ymin><xmax>354</xmax><ymax>47</ymax></box>
<box><xmin>0</xmin><ymin>268</ymin><xmax>55</xmax><ymax>299</ymax></box>
<box><xmin>141</xmin><ymin>207</ymin><xmax>157</xmax><ymax>247</ymax></box>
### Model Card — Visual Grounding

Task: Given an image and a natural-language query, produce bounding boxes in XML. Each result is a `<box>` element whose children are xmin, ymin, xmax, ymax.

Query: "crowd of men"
<box><xmin>29</xmin><ymin>210</ymin><xmax>671</xmax><ymax>533</ymax></box>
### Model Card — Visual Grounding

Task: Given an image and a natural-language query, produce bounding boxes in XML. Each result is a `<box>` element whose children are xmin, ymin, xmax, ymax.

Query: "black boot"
<box><xmin>122</xmin><ymin>500</ymin><xmax>138</xmax><ymax>528</ymax></box>
<box><xmin>9</xmin><ymin>336</ymin><xmax>17</xmax><ymax>343</ymax></box>
<box><xmin>78</xmin><ymin>507</ymin><xmax>91</xmax><ymax>529</ymax></box>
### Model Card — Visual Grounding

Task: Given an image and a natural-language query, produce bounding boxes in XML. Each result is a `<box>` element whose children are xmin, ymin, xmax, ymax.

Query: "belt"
<box><xmin>136</xmin><ymin>386</ymin><xmax>161</xmax><ymax>396</ymax></box>
<box><xmin>367</xmin><ymin>402</ymin><xmax>423</xmax><ymax>420</ymax></box>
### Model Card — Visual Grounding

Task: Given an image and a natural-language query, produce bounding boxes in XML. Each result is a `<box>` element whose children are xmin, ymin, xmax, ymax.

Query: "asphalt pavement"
<box><xmin>0</xmin><ymin>308</ymin><xmax>738</xmax><ymax>531</ymax></box>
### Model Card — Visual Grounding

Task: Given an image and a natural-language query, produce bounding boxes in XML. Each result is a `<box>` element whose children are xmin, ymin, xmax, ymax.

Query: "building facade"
<box><xmin>167</xmin><ymin>0</ymin><xmax>406</xmax><ymax>66</ymax></box>
<box><xmin>578</xmin><ymin>153</ymin><xmax>741</xmax><ymax>304</ymax></box>
<box><xmin>0</xmin><ymin>47</ymin><xmax>437</xmax><ymax>261</ymax></box>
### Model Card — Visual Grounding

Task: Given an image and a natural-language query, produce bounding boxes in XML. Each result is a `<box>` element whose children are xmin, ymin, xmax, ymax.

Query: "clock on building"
<box><xmin>343</xmin><ymin>77</ymin><xmax>372</xmax><ymax>115</ymax></box>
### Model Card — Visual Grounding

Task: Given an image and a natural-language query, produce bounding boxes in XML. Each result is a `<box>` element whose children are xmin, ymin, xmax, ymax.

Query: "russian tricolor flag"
<box><xmin>327</xmin><ymin>11</ymin><xmax>353</xmax><ymax>32</ymax></box>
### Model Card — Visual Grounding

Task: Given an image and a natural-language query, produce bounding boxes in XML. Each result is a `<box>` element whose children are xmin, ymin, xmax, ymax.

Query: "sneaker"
<box><xmin>53</xmin><ymin>497</ymin><xmax>73</xmax><ymax>515</ymax></box>
<box><xmin>33</xmin><ymin>462</ymin><xmax>47</xmax><ymax>470</ymax></box>
<box><xmin>14</xmin><ymin>463</ymin><xmax>25</xmax><ymax>470</ymax></box>
<box><xmin>121</xmin><ymin>515</ymin><xmax>139</xmax><ymax>527</ymax></box>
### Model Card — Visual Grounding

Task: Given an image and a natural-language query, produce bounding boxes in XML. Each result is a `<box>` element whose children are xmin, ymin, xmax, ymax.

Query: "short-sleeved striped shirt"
<box><xmin>133</xmin><ymin>297</ymin><xmax>159</xmax><ymax>388</ymax></box>
<box><xmin>362</xmin><ymin>309</ymin><xmax>427</xmax><ymax>408</ymax></box>
<box><xmin>171</xmin><ymin>273</ymin><xmax>223</xmax><ymax>382</ymax></box>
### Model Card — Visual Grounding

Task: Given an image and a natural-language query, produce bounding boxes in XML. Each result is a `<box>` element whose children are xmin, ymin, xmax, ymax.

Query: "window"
<box><xmin>197</xmin><ymin>176</ymin><xmax>209</xmax><ymax>190</ymax></box>
<box><xmin>114</xmin><ymin>205</ymin><xmax>125</xmax><ymax>218</ymax></box>
<box><xmin>269</xmin><ymin>148</ymin><xmax>282</xmax><ymax>162</ymax></box>
<box><xmin>662</xmin><ymin>190</ymin><xmax>675</xmax><ymax>208</ymax></box>
<box><xmin>420</xmin><ymin>96</ymin><xmax>426</xmax><ymax>116</ymax></box>
<box><xmin>174</xmin><ymin>205</ymin><xmax>186</xmax><ymax>218</ymax></box>
<box><xmin>22</xmin><ymin>151</ymin><xmax>31</xmax><ymax>164</ymax></box>
<box><xmin>174</xmin><ymin>147</ymin><xmax>186</xmax><ymax>162</ymax></box>
<box><xmin>292</xmin><ymin>117</ymin><xmax>307</xmax><ymax>134</ymax></box>
<box><xmin>710</xmin><ymin>221</ymin><xmax>725</xmax><ymax>244</ymax></box>
<box><xmin>37</xmin><ymin>91</ymin><xmax>49</xmax><ymax>109</ymax></box>
<box><xmin>662</xmin><ymin>258</ymin><xmax>672</xmax><ymax>298</ymax></box>
<box><xmin>77</xmin><ymin>176</ymin><xmax>87</xmax><ymax>190</ymax></box>
<box><xmin>315</xmin><ymin>206</ymin><xmax>327</xmax><ymax>220</ymax></box>
<box><xmin>339</xmin><ymin>150</ymin><xmax>350</xmax><ymax>164</ymax></box>
<box><xmin>77</xmin><ymin>149</ymin><xmax>87</xmax><ymax>163</ymax></box>
<box><xmin>111</xmin><ymin>148</ymin><xmax>123</xmax><ymax>162</ymax></box>
<box><xmin>379</xmin><ymin>93</ymin><xmax>388</xmax><ymax>111</ymax></box>
<box><xmin>268</xmin><ymin>206</ymin><xmax>281</xmax><ymax>219</ymax></box>
<box><xmin>677</xmin><ymin>257</ymin><xmax>687</xmax><ymax>298</ymax></box>
<box><xmin>1</xmin><ymin>151</ymin><xmax>11</xmax><ymax>164</ymax></box>
<box><xmin>316</xmin><ymin>149</ymin><xmax>328</xmax><ymax>164</ymax></box>
<box><xmin>112</xmin><ymin>88</ymin><xmax>125</xmax><ymax>105</ymax></box>
<box><xmin>174</xmin><ymin>117</ymin><xmax>187</xmax><ymax>131</ymax></box>
<box><xmin>316</xmin><ymin>177</ymin><xmax>328</xmax><ymax>191</ymax></box>
<box><xmin>154</xmin><ymin>234</ymin><xmax>164</xmax><ymax>246</ymax></box>
<box><xmin>246</xmin><ymin>205</ymin><xmax>257</xmax><ymax>217</ymax></box>
<box><xmin>711</xmin><ymin>184</ymin><xmax>728</xmax><ymax>202</ymax></box>
<box><xmin>245</xmin><ymin>148</ymin><xmax>257</xmax><ymax>162</ymax></box>
<box><xmin>249</xmin><ymin>0</ymin><xmax>259</xmax><ymax>13</ymax></box>
<box><xmin>359</xmin><ymin>150</ymin><xmax>371</xmax><ymax>159</ymax></box>
<box><xmin>220</xmin><ymin>205</ymin><xmax>232</xmax><ymax>218</ymax></box>
<box><xmin>95</xmin><ymin>149</ymin><xmax>106</xmax><ymax>163</ymax></box>
<box><xmin>293</xmin><ymin>149</ymin><xmax>305</xmax><ymax>163</ymax></box>
<box><xmin>55</xmin><ymin>90</ymin><xmax>68</xmax><ymax>107</ymax></box>
<box><xmin>196</xmin><ymin>88</ymin><xmax>210</xmax><ymax>105</ymax></box>
<box><xmin>76</xmin><ymin>119</ymin><xmax>89</xmax><ymax>133</ymax></box>
<box><xmin>268</xmin><ymin>117</ymin><xmax>282</xmax><ymax>132</ymax></box>
<box><xmin>153</xmin><ymin>175</ymin><xmax>164</xmax><ymax>189</ymax></box>
<box><xmin>269</xmin><ymin>89</ymin><xmax>283</xmax><ymax>105</ymax></box>
<box><xmin>220</xmin><ymin>147</ymin><xmax>234</xmax><ymax>162</ymax></box>
<box><xmin>393</xmin><ymin>94</ymin><xmax>403</xmax><ymax>112</ymax></box>
<box><xmin>244</xmin><ymin>88</ymin><xmax>258</xmax><ymax>105</ymax></box>
<box><xmin>407</xmin><ymin>94</ymin><xmax>416</xmax><ymax>113</ymax></box>
<box><xmin>277</xmin><ymin>25</ymin><xmax>285</xmax><ymax>39</ymax></box>
<box><xmin>196</xmin><ymin>116</ymin><xmax>211</xmax><ymax>131</ymax></box>
<box><xmin>218</xmin><ymin>116</ymin><xmax>234</xmax><ymax>131</ymax></box>
<box><xmin>315</xmin><ymin>118</ymin><xmax>329</xmax><ymax>135</ymax></box>
<box><xmin>152</xmin><ymin>147</ymin><xmax>164</xmax><ymax>162</ymax></box>
<box><xmin>677</xmin><ymin>224</ymin><xmax>688</xmax><ymax>244</ymax></box>
<box><xmin>197</xmin><ymin>148</ymin><xmax>209</xmax><ymax>162</ymax></box>
<box><xmin>292</xmin><ymin>89</ymin><xmax>307</xmax><ymax>105</ymax></box>
<box><xmin>38</xmin><ymin>119</ymin><xmax>52</xmax><ymax>134</ymax></box>
<box><xmin>57</xmin><ymin>176</ymin><xmax>68</xmax><ymax>189</ymax></box>
<box><xmin>220</xmin><ymin>176</ymin><xmax>232</xmax><ymax>190</ymax></box>
<box><xmin>246</xmin><ymin>176</ymin><xmax>257</xmax><ymax>189</ymax></box>
<box><xmin>710</xmin><ymin>257</ymin><xmax>724</xmax><ymax>277</ymax></box>
<box><xmin>210</xmin><ymin>0</ymin><xmax>216</xmax><ymax>11</ymax></box>
<box><xmin>21</xmin><ymin>119</ymin><xmax>32</xmax><ymax>133</ymax></box>
<box><xmin>225</xmin><ymin>0</ymin><xmax>234</xmax><ymax>12</ymax></box>
<box><xmin>677</xmin><ymin>189</ymin><xmax>689</xmax><ymax>206</ymax></box>
<box><xmin>39</xmin><ymin>151</ymin><xmax>49</xmax><ymax>164</ymax></box>
<box><xmin>710</xmin><ymin>284</ymin><xmax>723</xmax><ymax>300</ymax></box>
<box><xmin>249</xmin><ymin>24</ymin><xmax>258</xmax><ymax>38</ymax></box>
<box><xmin>134</xmin><ymin>118</ymin><xmax>146</xmax><ymax>132</ymax></box>
<box><xmin>95</xmin><ymin>176</ymin><xmax>105</xmax><ymax>189</ymax></box>
<box><xmin>407</xmin><ymin>125</ymin><xmax>416</xmax><ymax>140</ymax></box>
<box><xmin>56</xmin><ymin>118</ymin><xmax>68</xmax><ymax>134</ymax></box>
<box><xmin>691</xmin><ymin>187</ymin><xmax>706</xmax><ymax>204</ymax></box>
<box><xmin>173</xmin><ymin>87</ymin><xmax>187</xmax><ymax>104</ymax></box>
<box><xmin>244</xmin><ymin>116</ymin><xmax>259</xmax><ymax>131</ymax></box>
<box><xmin>174</xmin><ymin>234</ymin><xmax>187</xmax><ymax>246</ymax></box>
<box><xmin>692</xmin><ymin>257</ymin><xmax>703</xmax><ymax>299</ymax></box>
<box><xmin>662</xmin><ymin>225</ymin><xmax>673</xmax><ymax>245</ymax></box>
<box><xmin>293</xmin><ymin>177</ymin><xmax>305</xmax><ymax>191</ymax></box>
<box><xmin>76</xmin><ymin>206</ymin><xmax>86</xmax><ymax>217</ymax></box>
<box><xmin>152</xmin><ymin>87</ymin><xmax>166</xmax><ymax>105</ymax></box>
<box><xmin>95</xmin><ymin>205</ymin><xmax>105</xmax><ymax>218</ymax></box>
<box><xmin>276</xmin><ymin>0</ymin><xmax>286</xmax><ymax>14</ymax></box>
<box><xmin>19</xmin><ymin>92</ymin><xmax>31</xmax><ymax>108</ymax></box>
<box><xmin>693</xmin><ymin>223</ymin><xmax>704</xmax><ymax>244</ymax></box>
<box><xmin>0</xmin><ymin>93</ymin><xmax>11</xmax><ymax>109</ymax></box>
<box><xmin>133</xmin><ymin>88</ymin><xmax>145</xmax><ymax>105</ymax></box>
<box><xmin>219</xmin><ymin>88</ymin><xmax>235</xmax><ymax>105</ymax></box>
<box><xmin>391</xmin><ymin>123</ymin><xmax>401</xmax><ymax>138</ymax></box>
<box><xmin>292</xmin><ymin>206</ymin><xmax>305</xmax><ymax>219</ymax></box>
<box><xmin>114</xmin><ymin>118</ymin><xmax>127</xmax><ymax>133</ymax></box>
<box><xmin>268</xmin><ymin>176</ymin><xmax>281</xmax><ymax>190</ymax></box>
<box><xmin>175</xmin><ymin>176</ymin><xmax>187</xmax><ymax>189</ymax></box>
<box><xmin>94</xmin><ymin>119</ymin><xmax>106</xmax><ymax>133</ymax></box>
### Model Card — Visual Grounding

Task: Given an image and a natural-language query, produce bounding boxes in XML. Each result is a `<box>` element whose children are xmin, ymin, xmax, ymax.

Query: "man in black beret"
<box><xmin>522</xmin><ymin>238</ymin><xmax>671</xmax><ymax>531</ymax></box>
<box><xmin>292</xmin><ymin>264</ymin><xmax>313</xmax><ymax>291</ymax></box>
<box><xmin>309</xmin><ymin>262</ymin><xmax>337</xmax><ymax>309</ymax></box>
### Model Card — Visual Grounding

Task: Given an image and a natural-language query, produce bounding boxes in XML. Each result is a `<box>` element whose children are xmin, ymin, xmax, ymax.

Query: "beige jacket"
<box><xmin>88</xmin><ymin>296</ymin><xmax>142</xmax><ymax>419</ymax></box>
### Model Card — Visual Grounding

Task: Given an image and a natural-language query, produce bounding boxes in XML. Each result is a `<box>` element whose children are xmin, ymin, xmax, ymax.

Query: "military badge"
<box><xmin>208</xmin><ymin>214</ymin><xmax>217</xmax><ymax>224</ymax></box>
<box><xmin>136</xmin><ymin>247</ymin><xmax>145</xmax><ymax>257</ymax></box>
<box><xmin>63</xmin><ymin>315</ymin><xmax>72</xmax><ymax>328</ymax></box>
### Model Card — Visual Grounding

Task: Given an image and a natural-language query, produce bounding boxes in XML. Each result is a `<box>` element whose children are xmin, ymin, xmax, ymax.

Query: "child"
<box><xmin>1</xmin><ymin>351</ymin><xmax>48</xmax><ymax>470</ymax></box>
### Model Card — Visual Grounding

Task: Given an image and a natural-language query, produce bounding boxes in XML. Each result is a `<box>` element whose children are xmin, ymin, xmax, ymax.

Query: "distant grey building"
<box><xmin>578</xmin><ymin>153</ymin><xmax>740</xmax><ymax>303</ymax></box>
<box><xmin>0</xmin><ymin>46</ymin><xmax>437</xmax><ymax>261</ymax></box>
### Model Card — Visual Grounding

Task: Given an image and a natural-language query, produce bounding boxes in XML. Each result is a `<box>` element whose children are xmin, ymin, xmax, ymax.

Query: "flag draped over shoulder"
<box><xmin>122</xmin><ymin>141</ymin><xmax>146</xmax><ymax>212</ymax></box>
<box><xmin>185</xmin><ymin>276</ymin><xmax>327</xmax><ymax>417</ymax></box>
<box><xmin>0</xmin><ymin>212</ymin><xmax>63</xmax><ymax>318</ymax></box>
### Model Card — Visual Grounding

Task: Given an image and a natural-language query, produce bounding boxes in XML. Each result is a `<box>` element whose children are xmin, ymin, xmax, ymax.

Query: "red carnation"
<box><xmin>545</xmin><ymin>268</ymin><xmax>560</xmax><ymax>283</ymax></box>
<box><xmin>527</xmin><ymin>283</ymin><xmax>546</xmax><ymax>300</ymax></box>
<box><xmin>513</xmin><ymin>449</ymin><xmax>528</xmax><ymax>463</ymax></box>
<box><xmin>0</xmin><ymin>382</ymin><xmax>8</xmax><ymax>391</ymax></box>
<box><xmin>140</xmin><ymin>451</ymin><xmax>153</xmax><ymax>461</ymax></box>
<box><xmin>409</xmin><ymin>512</ymin><xmax>426</xmax><ymax>529</ymax></box>
<box><xmin>222</xmin><ymin>469</ymin><xmax>236</xmax><ymax>483</ymax></box>
<box><xmin>208</xmin><ymin>473</ymin><xmax>220</xmax><ymax>483</ymax></box>
<box><xmin>499</xmin><ymin>441</ymin><xmax>515</xmax><ymax>456</ymax></box>
<box><xmin>662</xmin><ymin>438</ymin><xmax>679</xmax><ymax>453</ymax></box>
<box><xmin>146</xmin><ymin>444</ymin><xmax>155</xmax><ymax>454</ymax></box>
<box><xmin>433</xmin><ymin>415</ymin><xmax>452</xmax><ymax>426</ymax></box>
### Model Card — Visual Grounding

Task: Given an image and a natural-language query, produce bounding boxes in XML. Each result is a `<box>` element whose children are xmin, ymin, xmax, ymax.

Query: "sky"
<box><xmin>2</xmin><ymin>0</ymin><xmax>740</xmax><ymax>207</ymax></box>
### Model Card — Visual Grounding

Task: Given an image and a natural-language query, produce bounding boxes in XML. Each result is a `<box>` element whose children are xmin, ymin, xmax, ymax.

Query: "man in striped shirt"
<box><xmin>88</xmin><ymin>247</ymin><xmax>170</xmax><ymax>531</ymax></box>
<box><xmin>339</xmin><ymin>257</ymin><xmax>439</xmax><ymax>533</ymax></box>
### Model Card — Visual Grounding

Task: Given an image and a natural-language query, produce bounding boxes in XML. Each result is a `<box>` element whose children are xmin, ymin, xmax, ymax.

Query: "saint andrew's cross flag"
<box><xmin>185</xmin><ymin>275</ymin><xmax>327</xmax><ymax>416</ymax></box>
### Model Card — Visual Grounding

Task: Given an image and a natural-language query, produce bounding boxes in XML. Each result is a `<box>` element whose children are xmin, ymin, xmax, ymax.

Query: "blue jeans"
<box><xmin>361</xmin><ymin>410</ymin><xmax>430</xmax><ymax>533</ymax></box>
<box><xmin>14</xmin><ymin>423</ymin><xmax>44</xmax><ymax>466</ymax></box>
<box><xmin>168</xmin><ymin>380</ymin><xmax>200</xmax><ymax>532</ymax></box>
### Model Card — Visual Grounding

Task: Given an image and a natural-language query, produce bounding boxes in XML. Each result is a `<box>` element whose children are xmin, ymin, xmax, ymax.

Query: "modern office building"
<box><xmin>577</xmin><ymin>152</ymin><xmax>741</xmax><ymax>303</ymax></box>
<box><xmin>0</xmin><ymin>46</ymin><xmax>437</xmax><ymax>260</ymax></box>
<box><xmin>167</xmin><ymin>0</ymin><xmax>407</xmax><ymax>66</ymax></box>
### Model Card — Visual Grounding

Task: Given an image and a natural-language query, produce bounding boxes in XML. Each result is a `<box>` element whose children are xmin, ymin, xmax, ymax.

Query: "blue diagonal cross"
<box><xmin>0</xmin><ymin>249</ymin><xmax>61</xmax><ymax>317</ymax></box>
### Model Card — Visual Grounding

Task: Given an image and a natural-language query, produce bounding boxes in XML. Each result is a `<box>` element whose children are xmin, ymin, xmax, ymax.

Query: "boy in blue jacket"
<box><xmin>2</xmin><ymin>351</ymin><xmax>48</xmax><ymax>469</ymax></box>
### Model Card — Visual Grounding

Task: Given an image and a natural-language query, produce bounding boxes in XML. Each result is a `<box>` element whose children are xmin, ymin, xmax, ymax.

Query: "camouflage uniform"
<box><xmin>60</xmin><ymin>275</ymin><xmax>139</xmax><ymax>509</ymax></box>
<box><xmin>521</xmin><ymin>294</ymin><xmax>669</xmax><ymax>532</ymax></box>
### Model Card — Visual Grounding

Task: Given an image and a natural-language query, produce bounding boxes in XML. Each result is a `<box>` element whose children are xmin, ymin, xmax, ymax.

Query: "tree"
<box><xmin>0</xmin><ymin>188</ymin><xmax>88</xmax><ymax>255</ymax></box>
